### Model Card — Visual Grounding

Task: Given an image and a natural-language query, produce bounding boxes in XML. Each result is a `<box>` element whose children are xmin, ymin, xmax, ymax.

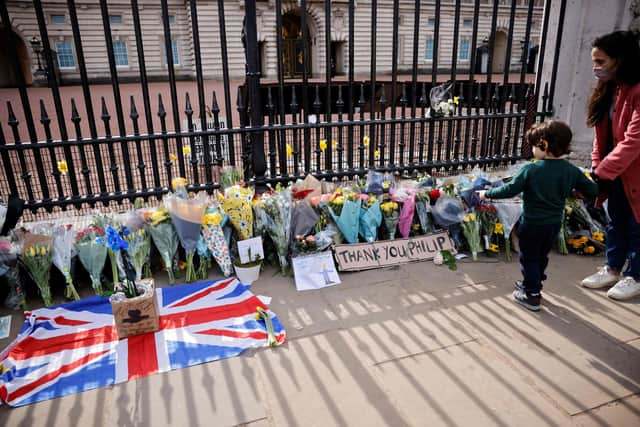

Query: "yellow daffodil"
<box><xmin>362</xmin><ymin>136</ymin><xmax>370</xmax><ymax>146</ymax></box>
<box><xmin>464</xmin><ymin>213</ymin><xmax>476</xmax><ymax>223</ymax></box>
<box><xmin>584</xmin><ymin>246</ymin><xmax>595</xmax><ymax>254</ymax></box>
<box><xmin>319</xmin><ymin>139</ymin><xmax>327</xmax><ymax>152</ymax></box>
<box><xmin>494</xmin><ymin>223</ymin><xmax>504</xmax><ymax>234</ymax></box>
<box><xmin>286</xmin><ymin>143</ymin><xmax>293</xmax><ymax>157</ymax></box>
<box><xmin>374</xmin><ymin>150</ymin><xmax>380</xmax><ymax>160</ymax></box>
<box><xmin>382</xmin><ymin>181</ymin><xmax>390</xmax><ymax>190</ymax></box>
<box><xmin>565</xmin><ymin>206</ymin><xmax>573</xmax><ymax>215</ymax></box>
<box><xmin>333</xmin><ymin>196</ymin><xmax>344</xmax><ymax>205</ymax></box>
<box><xmin>488</xmin><ymin>243</ymin><xmax>499</xmax><ymax>253</ymax></box>
<box><xmin>332</xmin><ymin>140</ymin><xmax>337</xmax><ymax>147</ymax></box>
<box><xmin>412</xmin><ymin>223</ymin><xmax>420</xmax><ymax>231</ymax></box>
<box><xmin>150</xmin><ymin>209</ymin><xmax>170</xmax><ymax>226</ymax></box>
<box><xmin>171</xmin><ymin>177</ymin><xmax>188</xmax><ymax>190</ymax></box>
<box><xmin>182</xmin><ymin>146</ymin><xmax>191</xmax><ymax>156</ymax></box>
<box><xmin>203</xmin><ymin>212</ymin><xmax>222</xmax><ymax>226</ymax></box>
<box><xmin>138</xmin><ymin>228</ymin><xmax>145</xmax><ymax>236</ymax></box>
<box><xmin>57</xmin><ymin>160</ymin><xmax>68</xmax><ymax>175</ymax></box>
<box><xmin>592</xmin><ymin>231</ymin><xmax>604</xmax><ymax>242</ymax></box>
<box><xmin>169</xmin><ymin>153</ymin><xmax>177</xmax><ymax>162</ymax></box>
<box><xmin>453</xmin><ymin>96</ymin><xmax>460</xmax><ymax>105</ymax></box>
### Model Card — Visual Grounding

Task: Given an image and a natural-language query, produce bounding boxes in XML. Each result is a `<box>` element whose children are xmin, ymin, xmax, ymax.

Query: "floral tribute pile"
<box><xmin>0</xmin><ymin>162</ymin><xmax>606</xmax><ymax>309</ymax></box>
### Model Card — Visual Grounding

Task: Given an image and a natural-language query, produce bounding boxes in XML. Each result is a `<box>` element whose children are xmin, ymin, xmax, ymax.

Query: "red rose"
<box><xmin>428</xmin><ymin>189</ymin><xmax>441</xmax><ymax>201</ymax></box>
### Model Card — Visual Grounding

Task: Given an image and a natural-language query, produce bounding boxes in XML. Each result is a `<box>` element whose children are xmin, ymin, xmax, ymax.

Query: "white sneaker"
<box><xmin>581</xmin><ymin>266</ymin><xmax>620</xmax><ymax>289</ymax></box>
<box><xmin>607</xmin><ymin>277</ymin><xmax>640</xmax><ymax>300</ymax></box>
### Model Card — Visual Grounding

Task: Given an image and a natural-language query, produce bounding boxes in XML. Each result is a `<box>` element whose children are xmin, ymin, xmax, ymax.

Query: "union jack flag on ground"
<box><xmin>0</xmin><ymin>278</ymin><xmax>285</xmax><ymax>407</ymax></box>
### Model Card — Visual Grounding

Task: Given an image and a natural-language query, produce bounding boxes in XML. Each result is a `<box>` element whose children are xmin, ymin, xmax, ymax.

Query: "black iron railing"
<box><xmin>0</xmin><ymin>0</ymin><xmax>563</xmax><ymax>216</ymax></box>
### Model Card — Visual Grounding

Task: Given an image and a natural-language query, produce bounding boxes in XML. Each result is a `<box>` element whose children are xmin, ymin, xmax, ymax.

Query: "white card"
<box><xmin>0</xmin><ymin>315</ymin><xmax>11</xmax><ymax>340</ymax></box>
<box><xmin>292</xmin><ymin>252</ymin><xmax>341</xmax><ymax>291</ymax></box>
<box><xmin>237</xmin><ymin>236</ymin><xmax>264</xmax><ymax>264</ymax></box>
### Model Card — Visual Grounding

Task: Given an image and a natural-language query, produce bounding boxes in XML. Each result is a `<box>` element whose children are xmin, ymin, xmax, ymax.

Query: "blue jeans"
<box><xmin>518</xmin><ymin>222</ymin><xmax>561</xmax><ymax>296</ymax></box>
<box><xmin>606</xmin><ymin>179</ymin><xmax>640</xmax><ymax>280</ymax></box>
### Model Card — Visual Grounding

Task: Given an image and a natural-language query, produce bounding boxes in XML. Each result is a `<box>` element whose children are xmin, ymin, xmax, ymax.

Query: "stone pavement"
<box><xmin>1</xmin><ymin>252</ymin><xmax>639</xmax><ymax>427</ymax></box>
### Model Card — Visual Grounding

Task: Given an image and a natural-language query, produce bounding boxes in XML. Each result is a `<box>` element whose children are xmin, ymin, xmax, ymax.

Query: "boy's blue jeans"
<box><xmin>518</xmin><ymin>222</ymin><xmax>561</xmax><ymax>296</ymax></box>
<box><xmin>606</xmin><ymin>179</ymin><xmax>640</xmax><ymax>280</ymax></box>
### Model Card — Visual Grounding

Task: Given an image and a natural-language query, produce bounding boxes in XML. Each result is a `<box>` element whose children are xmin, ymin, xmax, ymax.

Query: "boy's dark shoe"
<box><xmin>512</xmin><ymin>289</ymin><xmax>541</xmax><ymax>312</ymax></box>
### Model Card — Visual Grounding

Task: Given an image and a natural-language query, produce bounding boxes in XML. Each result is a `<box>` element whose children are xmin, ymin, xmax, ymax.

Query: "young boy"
<box><xmin>478</xmin><ymin>120</ymin><xmax>598</xmax><ymax>311</ymax></box>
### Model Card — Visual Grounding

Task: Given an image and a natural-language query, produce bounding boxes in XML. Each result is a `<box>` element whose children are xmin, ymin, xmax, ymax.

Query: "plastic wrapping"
<box><xmin>359</xmin><ymin>200</ymin><xmax>382</xmax><ymax>242</ymax></box>
<box><xmin>431</xmin><ymin>196</ymin><xmax>465</xmax><ymax>228</ymax></box>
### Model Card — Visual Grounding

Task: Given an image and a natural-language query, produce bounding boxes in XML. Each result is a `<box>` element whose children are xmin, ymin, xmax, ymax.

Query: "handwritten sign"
<box><xmin>333</xmin><ymin>231</ymin><xmax>455</xmax><ymax>271</ymax></box>
<box><xmin>237</xmin><ymin>236</ymin><xmax>264</xmax><ymax>264</ymax></box>
<box><xmin>292</xmin><ymin>252</ymin><xmax>341</xmax><ymax>291</ymax></box>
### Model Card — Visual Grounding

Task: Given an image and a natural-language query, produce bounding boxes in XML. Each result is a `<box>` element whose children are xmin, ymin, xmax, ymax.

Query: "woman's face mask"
<box><xmin>591</xmin><ymin>47</ymin><xmax>617</xmax><ymax>81</ymax></box>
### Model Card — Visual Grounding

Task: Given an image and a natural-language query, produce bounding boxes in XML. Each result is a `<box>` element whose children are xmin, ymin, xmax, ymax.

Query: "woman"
<box><xmin>581</xmin><ymin>31</ymin><xmax>640</xmax><ymax>300</ymax></box>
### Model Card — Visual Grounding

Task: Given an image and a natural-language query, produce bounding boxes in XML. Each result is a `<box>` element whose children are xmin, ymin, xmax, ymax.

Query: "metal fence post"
<box><xmin>244</xmin><ymin>0</ymin><xmax>266</xmax><ymax>191</ymax></box>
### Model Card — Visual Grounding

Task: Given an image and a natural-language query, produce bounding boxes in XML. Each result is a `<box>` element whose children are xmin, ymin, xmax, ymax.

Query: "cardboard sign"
<box><xmin>333</xmin><ymin>231</ymin><xmax>455</xmax><ymax>271</ymax></box>
<box><xmin>237</xmin><ymin>236</ymin><xmax>264</xmax><ymax>264</ymax></box>
<box><xmin>292</xmin><ymin>252</ymin><xmax>341</xmax><ymax>291</ymax></box>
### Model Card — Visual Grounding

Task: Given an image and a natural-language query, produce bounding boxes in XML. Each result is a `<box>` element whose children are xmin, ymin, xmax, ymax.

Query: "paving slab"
<box><xmin>448</xmin><ymin>294</ymin><xmax>640</xmax><ymax>416</ymax></box>
<box><xmin>254</xmin><ymin>331</ymin><xmax>412</xmax><ymax>427</ymax></box>
<box><xmin>571</xmin><ymin>394</ymin><xmax>640</xmax><ymax>427</ymax></box>
<box><xmin>375</xmin><ymin>340</ymin><xmax>572</xmax><ymax>427</ymax></box>
<box><xmin>108</xmin><ymin>355</ymin><xmax>266</xmax><ymax>427</ymax></box>
<box><xmin>0</xmin><ymin>384</ymin><xmax>112</xmax><ymax>427</ymax></box>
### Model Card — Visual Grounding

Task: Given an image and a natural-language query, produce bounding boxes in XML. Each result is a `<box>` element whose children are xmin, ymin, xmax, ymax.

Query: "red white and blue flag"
<box><xmin>0</xmin><ymin>278</ymin><xmax>285</xmax><ymax>407</ymax></box>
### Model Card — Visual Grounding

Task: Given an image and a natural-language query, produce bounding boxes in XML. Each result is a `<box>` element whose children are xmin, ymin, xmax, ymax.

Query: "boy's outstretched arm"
<box><xmin>481</xmin><ymin>166</ymin><xmax>529</xmax><ymax>200</ymax></box>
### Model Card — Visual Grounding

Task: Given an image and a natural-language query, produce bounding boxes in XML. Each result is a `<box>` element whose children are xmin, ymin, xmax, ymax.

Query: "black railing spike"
<box><xmin>379</xmin><ymin>84</ymin><xmax>387</xmax><ymax>106</ymax></box>
<box><xmin>509</xmin><ymin>84</ymin><xmax>516</xmax><ymax>102</ymax></box>
<box><xmin>101</xmin><ymin>97</ymin><xmax>110</xmax><ymax>120</ymax></box>
<box><xmin>129</xmin><ymin>96</ymin><xmax>139</xmax><ymax>120</ymax></box>
<box><xmin>313</xmin><ymin>85</ymin><xmax>321</xmax><ymax>109</ymax></box>
<box><xmin>359</xmin><ymin>83</ymin><xmax>366</xmax><ymax>106</ymax></box>
<box><xmin>336</xmin><ymin>85</ymin><xmax>344</xmax><ymax>108</ymax></box>
<box><xmin>70</xmin><ymin>98</ymin><xmax>80</xmax><ymax>122</ymax></box>
<box><xmin>543</xmin><ymin>81</ymin><xmax>549</xmax><ymax>98</ymax></box>
<box><xmin>475</xmin><ymin>83</ymin><xmax>482</xmax><ymax>103</ymax></box>
<box><xmin>6</xmin><ymin>101</ymin><xmax>17</xmax><ymax>125</ymax></box>
<box><xmin>39</xmin><ymin>100</ymin><xmax>50</xmax><ymax>125</ymax></box>
<box><xmin>457</xmin><ymin>82</ymin><xmax>465</xmax><ymax>104</ymax></box>
<box><xmin>236</xmin><ymin>87</ymin><xmax>244</xmax><ymax>110</ymax></box>
<box><xmin>185</xmin><ymin>92</ymin><xmax>193</xmax><ymax>115</ymax></box>
<box><xmin>290</xmin><ymin>86</ymin><xmax>298</xmax><ymax>111</ymax></box>
<box><xmin>419</xmin><ymin>83</ymin><xmax>426</xmax><ymax>107</ymax></box>
<box><xmin>266</xmin><ymin>87</ymin><xmax>274</xmax><ymax>111</ymax></box>
<box><xmin>211</xmin><ymin>91</ymin><xmax>220</xmax><ymax>114</ymax></box>
<box><xmin>400</xmin><ymin>83</ymin><xmax>407</xmax><ymax>104</ymax></box>
<box><xmin>157</xmin><ymin>94</ymin><xmax>166</xmax><ymax>118</ymax></box>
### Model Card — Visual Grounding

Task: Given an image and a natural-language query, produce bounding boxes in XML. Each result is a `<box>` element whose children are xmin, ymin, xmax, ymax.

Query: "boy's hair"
<box><xmin>525</xmin><ymin>120</ymin><xmax>572</xmax><ymax>158</ymax></box>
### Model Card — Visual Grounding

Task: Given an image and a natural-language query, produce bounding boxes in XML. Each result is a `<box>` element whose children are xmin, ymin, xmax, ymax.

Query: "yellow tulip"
<box><xmin>40</xmin><ymin>246</ymin><xmax>47</xmax><ymax>256</ymax></box>
<box><xmin>29</xmin><ymin>246</ymin><xmax>36</xmax><ymax>257</ymax></box>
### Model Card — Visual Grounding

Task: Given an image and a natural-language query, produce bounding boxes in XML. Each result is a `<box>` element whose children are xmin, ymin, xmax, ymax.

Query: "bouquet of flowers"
<box><xmin>380</xmin><ymin>200</ymin><xmax>400</xmax><ymax>240</ymax></box>
<box><xmin>202</xmin><ymin>207</ymin><xmax>233</xmax><ymax>277</ymax></box>
<box><xmin>51</xmin><ymin>224</ymin><xmax>81</xmax><ymax>301</ymax></box>
<box><xmin>414</xmin><ymin>190</ymin><xmax>433</xmax><ymax>233</ymax></box>
<box><xmin>164</xmin><ymin>181</ymin><xmax>208</xmax><ymax>283</ymax></box>
<box><xmin>196</xmin><ymin>236</ymin><xmax>210</xmax><ymax>280</ymax></box>
<box><xmin>289</xmin><ymin>190</ymin><xmax>320</xmax><ymax>252</ymax></box>
<box><xmin>98</xmin><ymin>224</ymin><xmax>131</xmax><ymax>290</ymax></box>
<box><xmin>0</xmin><ymin>234</ymin><xmax>25</xmax><ymax>309</ymax></box>
<box><xmin>294</xmin><ymin>234</ymin><xmax>318</xmax><ymax>254</ymax></box>
<box><xmin>392</xmin><ymin>187</ymin><xmax>417</xmax><ymax>238</ymax></box>
<box><xmin>75</xmin><ymin>224</ymin><xmax>108</xmax><ymax>295</ymax></box>
<box><xmin>359</xmin><ymin>194</ymin><xmax>382</xmax><ymax>242</ymax></box>
<box><xmin>493</xmin><ymin>201</ymin><xmax>523</xmax><ymax>261</ymax></box>
<box><xmin>254</xmin><ymin>186</ymin><xmax>292</xmax><ymax>273</ymax></box>
<box><xmin>221</xmin><ymin>184</ymin><xmax>254</xmax><ymax>240</ymax></box>
<box><xmin>462</xmin><ymin>212</ymin><xmax>482</xmax><ymax>261</ymax></box>
<box><xmin>124</xmin><ymin>228</ymin><xmax>151</xmax><ymax>281</ymax></box>
<box><xmin>327</xmin><ymin>190</ymin><xmax>361</xmax><ymax>244</ymax></box>
<box><xmin>478</xmin><ymin>204</ymin><xmax>499</xmax><ymax>252</ymax></box>
<box><xmin>21</xmin><ymin>238</ymin><xmax>53</xmax><ymax>306</ymax></box>
<box><xmin>143</xmin><ymin>208</ymin><xmax>179</xmax><ymax>284</ymax></box>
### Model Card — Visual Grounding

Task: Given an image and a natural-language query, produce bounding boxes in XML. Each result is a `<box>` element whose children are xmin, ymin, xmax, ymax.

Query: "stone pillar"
<box><xmin>539</xmin><ymin>0</ymin><xmax>633</xmax><ymax>165</ymax></box>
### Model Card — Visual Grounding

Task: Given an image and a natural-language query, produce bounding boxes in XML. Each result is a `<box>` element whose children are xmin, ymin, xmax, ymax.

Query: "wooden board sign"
<box><xmin>333</xmin><ymin>231</ymin><xmax>455</xmax><ymax>271</ymax></box>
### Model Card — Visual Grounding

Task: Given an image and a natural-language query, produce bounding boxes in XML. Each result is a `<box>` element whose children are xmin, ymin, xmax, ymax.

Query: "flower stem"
<box><xmin>186</xmin><ymin>252</ymin><xmax>195</xmax><ymax>283</ymax></box>
<box><xmin>108</xmin><ymin>249</ymin><xmax>119</xmax><ymax>291</ymax></box>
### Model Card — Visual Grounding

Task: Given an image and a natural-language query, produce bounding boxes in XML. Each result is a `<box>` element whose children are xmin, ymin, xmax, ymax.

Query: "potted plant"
<box><xmin>234</xmin><ymin>247</ymin><xmax>262</xmax><ymax>285</ymax></box>
<box><xmin>107</xmin><ymin>227</ymin><xmax>159</xmax><ymax>339</ymax></box>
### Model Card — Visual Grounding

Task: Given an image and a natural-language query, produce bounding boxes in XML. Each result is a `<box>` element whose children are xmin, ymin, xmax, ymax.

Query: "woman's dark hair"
<box><xmin>525</xmin><ymin>120</ymin><xmax>572</xmax><ymax>157</ymax></box>
<box><xmin>587</xmin><ymin>31</ymin><xmax>640</xmax><ymax>127</ymax></box>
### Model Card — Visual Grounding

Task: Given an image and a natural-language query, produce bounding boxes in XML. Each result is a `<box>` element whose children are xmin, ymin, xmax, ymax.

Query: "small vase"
<box><xmin>235</xmin><ymin>264</ymin><xmax>261</xmax><ymax>285</ymax></box>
